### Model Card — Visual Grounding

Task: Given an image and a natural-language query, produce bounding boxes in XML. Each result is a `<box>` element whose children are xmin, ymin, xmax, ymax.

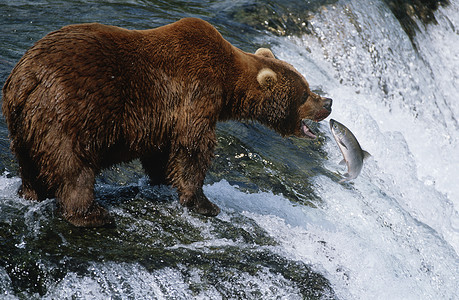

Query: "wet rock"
<box><xmin>383</xmin><ymin>0</ymin><xmax>450</xmax><ymax>39</ymax></box>
<box><xmin>228</xmin><ymin>0</ymin><xmax>337</xmax><ymax>37</ymax></box>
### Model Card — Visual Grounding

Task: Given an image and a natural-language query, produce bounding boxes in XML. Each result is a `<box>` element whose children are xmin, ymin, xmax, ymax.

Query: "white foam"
<box><xmin>43</xmin><ymin>263</ymin><xmax>192</xmax><ymax>299</ymax></box>
<box><xmin>41</xmin><ymin>259</ymin><xmax>305</xmax><ymax>299</ymax></box>
<box><xmin>206</xmin><ymin>179</ymin><xmax>459</xmax><ymax>299</ymax></box>
<box><xmin>272</xmin><ymin>0</ymin><xmax>459</xmax><ymax>254</ymax></box>
<box><xmin>0</xmin><ymin>174</ymin><xmax>21</xmax><ymax>200</ymax></box>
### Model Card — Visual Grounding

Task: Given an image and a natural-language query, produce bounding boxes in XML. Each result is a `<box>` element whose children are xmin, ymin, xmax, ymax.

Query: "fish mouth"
<box><xmin>301</xmin><ymin>119</ymin><xmax>318</xmax><ymax>139</ymax></box>
<box><xmin>329</xmin><ymin>119</ymin><xmax>337</xmax><ymax>130</ymax></box>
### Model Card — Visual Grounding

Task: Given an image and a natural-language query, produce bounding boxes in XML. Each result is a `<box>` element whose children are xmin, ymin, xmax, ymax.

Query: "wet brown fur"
<box><xmin>2</xmin><ymin>18</ymin><xmax>331</xmax><ymax>227</ymax></box>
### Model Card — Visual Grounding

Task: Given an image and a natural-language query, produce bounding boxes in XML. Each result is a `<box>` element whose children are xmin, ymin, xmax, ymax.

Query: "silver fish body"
<box><xmin>330</xmin><ymin>119</ymin><xmax>370</xmax><ymax>182</ymax></box>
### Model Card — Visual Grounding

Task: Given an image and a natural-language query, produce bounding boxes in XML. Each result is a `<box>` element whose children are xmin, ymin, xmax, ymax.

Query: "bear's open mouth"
<box><xmin>301</xmin><ymin>119</ymin><xmax>317</xmax><ymax>139</ymax></box>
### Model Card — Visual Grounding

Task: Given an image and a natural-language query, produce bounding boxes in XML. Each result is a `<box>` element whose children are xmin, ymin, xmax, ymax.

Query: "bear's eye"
<box><xmin>301</xmin><ymin>94</ymin><xmax>308</xmax><ymax>104</ymax></box>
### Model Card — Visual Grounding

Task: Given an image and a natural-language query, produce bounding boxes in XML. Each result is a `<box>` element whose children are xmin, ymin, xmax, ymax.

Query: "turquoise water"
<box><xmin>1</xmin><ymin>1</ymin><xmax>458</xmax><ymax>299</ymax></box>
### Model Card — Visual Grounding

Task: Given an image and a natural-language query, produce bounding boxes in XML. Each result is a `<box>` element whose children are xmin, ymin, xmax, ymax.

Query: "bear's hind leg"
<box><xmin>56</xmin><ymin>166</ymin><xmax>113</xmax><ymax>227</ymax></box>
<box><xmin>16</xmin><ymin>152</ymin><xmax>54</xmax><ymax>201</ymax></box>
<box><xmin>19</xmin><ymin>173</ymin><xmax>55</xmax><ymax>201</ymax></box>
<box><xmin>18</xmin><ymin>180</ymin><xmax>47</xmax><ymax>201</ymax></box>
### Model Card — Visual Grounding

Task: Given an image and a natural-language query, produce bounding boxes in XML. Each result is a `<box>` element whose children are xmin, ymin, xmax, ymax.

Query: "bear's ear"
<box><xmin>255</xmin><ymin>48</ymin><xmax>275</xmax><ymax>59</ymax></box>
<box><xmin>257</xmin><ymin>68</ymin><xmax>277</xmax><ymax>88</ymax></box>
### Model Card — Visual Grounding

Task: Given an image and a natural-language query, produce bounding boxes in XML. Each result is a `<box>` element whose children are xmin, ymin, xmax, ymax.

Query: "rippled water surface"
<box><xmin>1</xmin><ymin>0</ymin><xmax>458</xmax><ymax>299</ymax></box>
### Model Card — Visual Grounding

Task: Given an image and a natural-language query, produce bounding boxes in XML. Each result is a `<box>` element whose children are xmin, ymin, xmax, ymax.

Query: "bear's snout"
<box><xmin>312</xmin><ymin>97</ymin><xmax>332</xmax><ymax>122</ymax></box>
<box><xmin>323</xmin><ymin>98</ymin><xmax>332</xmax><ymax>113</ymax></box>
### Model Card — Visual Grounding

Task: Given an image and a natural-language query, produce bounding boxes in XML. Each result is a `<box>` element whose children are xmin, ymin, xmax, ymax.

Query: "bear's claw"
<box><xmin>62</xmin><ymin>204</ymin><xmax>115</xmax><ymax>228</ymax></box>
<box><xmin>181</xmin><ymin>189</ymin><xmax>221</xmax><ymax>216</ymax></box>
<box><xmin>190</xmin><ymin>200</ymin><xmax>221</xmax><ymax>217</ymax></box>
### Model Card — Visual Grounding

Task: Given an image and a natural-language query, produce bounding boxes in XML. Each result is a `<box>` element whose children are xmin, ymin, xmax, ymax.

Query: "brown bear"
<box><xmin>2</xmin><ymin>18</ymin><xmax>332</xmax><ymax>227</ymax></box>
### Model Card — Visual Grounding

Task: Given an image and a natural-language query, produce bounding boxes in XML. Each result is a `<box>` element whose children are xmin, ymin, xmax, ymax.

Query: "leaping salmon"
<box><xmin>330</xmin><ymin>119</ymin><xmax>370</xmax><ymax>182</ymax></box>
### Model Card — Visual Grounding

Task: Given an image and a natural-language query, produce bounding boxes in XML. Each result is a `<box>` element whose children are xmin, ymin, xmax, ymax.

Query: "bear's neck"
<box><xmin>218</xmin><ymin>50</ymin><xmax>266</xmax><ymax>123</ymax></box>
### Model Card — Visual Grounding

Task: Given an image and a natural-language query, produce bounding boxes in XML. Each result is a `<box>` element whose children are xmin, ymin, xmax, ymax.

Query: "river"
<box><xmin>0</xmin><ymin>0</ymin><xmax>458</xmax><ymax>299</ymax></box>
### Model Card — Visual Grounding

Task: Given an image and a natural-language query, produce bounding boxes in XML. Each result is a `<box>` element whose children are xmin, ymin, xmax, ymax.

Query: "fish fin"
<box><xmin>339</xmin><ymin>174</ymin><xmax>351</xmax><ymax>183</ymax></box>
<box><xmin>339</xmin><ymin>140</ymin><xmax>348</xmax><ymax>149</ymax></box>
<box><xmin>363</xmin><ymin>150</ymin><xmax>371</xmax><ymax>160</ymax></box>
<box><xmin>339</xmin><ymin>159</ymin><xmax>346</xmax><ymax>166</ymax></box>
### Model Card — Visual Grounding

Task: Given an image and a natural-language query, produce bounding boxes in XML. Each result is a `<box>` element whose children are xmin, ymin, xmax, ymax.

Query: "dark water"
<box><xmin>1</xmin><ymin>0</ymin><xmax>458</xmax><ymax>299</ymax></box>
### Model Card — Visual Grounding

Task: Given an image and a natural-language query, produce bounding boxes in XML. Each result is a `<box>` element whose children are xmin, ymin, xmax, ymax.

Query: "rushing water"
<box><xmin>1</xmin><ymin>0</ymin><xmax>458</xmax><ymax>299</ymax></box>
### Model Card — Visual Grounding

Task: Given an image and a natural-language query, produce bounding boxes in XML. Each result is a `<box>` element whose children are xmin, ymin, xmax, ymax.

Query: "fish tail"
<box><xmin>339</xmin><ymin>173</ymin><xmax>351</xmax><ymax>183</ymax></box>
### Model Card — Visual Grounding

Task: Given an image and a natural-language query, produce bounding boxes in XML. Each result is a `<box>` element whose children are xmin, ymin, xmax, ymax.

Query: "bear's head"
<box><xmin>251</xmin><ymin>48</ymin><xmax>332</xmax><ymax>139</ymax></box>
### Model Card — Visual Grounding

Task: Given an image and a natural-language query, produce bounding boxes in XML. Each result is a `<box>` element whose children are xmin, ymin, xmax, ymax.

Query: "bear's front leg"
<box><xmin>180</xmin><ymin>185</ymin><xmax>220</xmax><ymax>216</ymax></box>
<box><xmin>167</xmin><ymin>136</ymin><xmax>220</xmax><ymax>216</ymax></box>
